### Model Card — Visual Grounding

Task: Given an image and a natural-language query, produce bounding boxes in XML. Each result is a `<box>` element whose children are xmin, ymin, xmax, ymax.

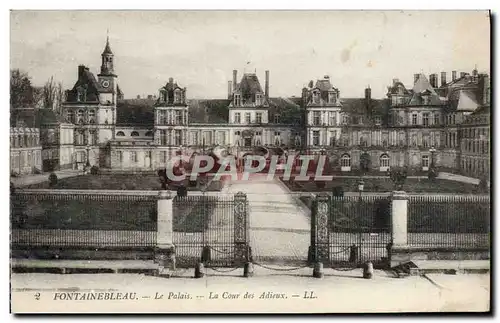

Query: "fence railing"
<box><xmin>10</xmin><ymin>192</ymin><xmax>157</xmax><ymax>247</ymax></box>
<box><xmin>407</xmin><ymin>195</ymin><xmax>490</xmax><ymax>249</ymax></box>
<box><xmin>172</xmin><ymin>195</ymin><xmax>236</xmax><ymax>267</ymax></box>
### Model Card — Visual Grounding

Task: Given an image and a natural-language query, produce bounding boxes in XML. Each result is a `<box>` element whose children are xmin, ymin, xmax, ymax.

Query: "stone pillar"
<box><xmin>391</xmin><ymin>191</ymin><xmax>408</xmax><ymax>247</ymax></box>
<box><xmin>390</xmin><ymin>191</ymin><xmax>410</xmax><ymax>267</ymax></box>
<box><xmin>155</xmin><ymin>190</ymin><xmax>176</xmax><ymax>275</ymax></box>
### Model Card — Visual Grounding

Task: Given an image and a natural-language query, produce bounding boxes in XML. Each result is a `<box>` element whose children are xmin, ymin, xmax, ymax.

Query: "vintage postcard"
<box><xmin>9</xmin><ymin>10</ymin><xmax>491</xmax><ymax>313</ymax></box>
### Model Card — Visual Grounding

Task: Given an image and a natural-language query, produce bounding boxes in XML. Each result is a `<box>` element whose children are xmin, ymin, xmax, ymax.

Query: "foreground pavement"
<box><xmin>10</xmin><ymin>269</ymin><xmax>490</xmax><ymax>313</ymax></box>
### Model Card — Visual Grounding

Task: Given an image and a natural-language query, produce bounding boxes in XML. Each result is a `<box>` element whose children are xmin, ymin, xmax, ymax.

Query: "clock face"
<box><xmin>101</xmin><ymin>80</ymin><xmax>110</xmax><ymax>88</ymax></box>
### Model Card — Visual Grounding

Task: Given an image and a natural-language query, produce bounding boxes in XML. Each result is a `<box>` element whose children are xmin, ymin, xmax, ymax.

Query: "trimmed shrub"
<box><xmin>90</xmin><ymin>165</ymin><xmax>99</xmax><ymax>175</ymax></box>
<box><xmin>332</xmin><ymin>186</ymin><xmax>344</xmax><ymax>197</ymax></box>
<box><xmin>48</xmin><ymin>172</ymin><xmax>58</xmax><ymax>187</ymax></box>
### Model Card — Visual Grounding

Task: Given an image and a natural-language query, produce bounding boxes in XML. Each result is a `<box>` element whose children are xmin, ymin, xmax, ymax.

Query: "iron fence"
<box><xmin>10</xmin><ymin>192</ymin><xmax>157</xmax><ymax>247</ymax></box>
<box><xmin>408</xmin><ymin>195</ymin><xmax>490</xmax><ymax>249</ymax></box>
<box><xmin>328</xmin><ymin>195</ymin><xmax>392</xmax><ymax>266</ymax></box>
<box><xmin>173</xmin><ymin>195</ymin><xmax>242</xmax><ymax>268</ymax></box>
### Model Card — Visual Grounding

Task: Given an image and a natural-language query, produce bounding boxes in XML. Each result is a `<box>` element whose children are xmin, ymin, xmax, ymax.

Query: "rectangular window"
<box><xmin>312</xmin><ymin>131</ymin><xmax>320</xmax><ymax>146</ymax></box>
<box><xmin>329</xmin><ymin>112</ymin><xmax>337</xmax><ymax>126</ymax></box>
<box><xmin>412</xmin><ymin>113</ymin><xmax>418</xmax><ymax>125</ymax></box>
<box><xmin>234</xmin><ymin>113</ymin><xmax>241</xmax><ymax>124</ymax></box>
<box><xmin>191</xmin><ymin>131</ymin><xmax>198</xmax><ymax>145</ymax></box>
<box><xmin>174</xmin><ymin>130</ymin><xmax>182</xmax><ymax>146</ymax></box>
<box><xmin>422</xmin><ymin>155</ymin><xmax>429</xmax><ymax>168</ymax></box>
<box><xmin>374</xmin><ymin>116</ymin><xmax>381</xmax><ymax>125</ymax></box>
<box><xmin>423</xmin><ymin>113</ymin><xmax>429</xmax><ymax>126</ymax></box>
<box><xmin>274</xmin><ymin>114</ymin><xmax>280</xmax><ymax>123</ymax></box>
<box><xmin>160</xmin><ymin>130</ymin><xmax>167</xmax><ymax>145</ymax></box>
<box><xmin>175</xmin><ymin>110</ymin><xmax>182</xmax><ymax>125</ymax></box>
<box><xmin>234</xmin><ymin>94</ymin><xmax>241</xmax><ymax>106</ymax></box>
<box><xmin>218</xmin><ymin>132</ymin><xmax>226</xmax><ymax>145</ymax></box>
<box><xmin>330</xmin><ymin>131</ymin><xmax>337</xmax><ymax>146</ymax></box>
<box><xmin>313</xmin><ymin>111</ymin><xmax>321</xmax><ymax>126</ymax></box>
<box><xmin>452</xmin><ymin>114</ymin><xmax>456</xmax><ymax>124</ymax></box>
<box><xmin>160</xmin><ymin>151</ymin><xmax>167</xmax><ymax>163</ymax></box>
<box><xmin>245</xmin><ymin>113</ymin><xmax>251</xmax><ymax>124</ymax></box>
<box><xmin>434</xmin><ymin>114</ymin><xmax>440</xmax><ymax>125</ymax></box>
<box><xmin>130</xmin><ymin>152</ymin><xmax>137</xmax><ymax>163</ymax></box>
<box><xmin>256</xmin><ymin>112</ymin><xmax>262</xmax><ymax>124</ymax></box>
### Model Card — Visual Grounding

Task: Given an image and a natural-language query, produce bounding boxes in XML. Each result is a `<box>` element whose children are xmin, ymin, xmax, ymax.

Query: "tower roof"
<box><xmin>102</xmin><ymin>36</ymin><xmax>113</xmax><ymax>55</ymax></box>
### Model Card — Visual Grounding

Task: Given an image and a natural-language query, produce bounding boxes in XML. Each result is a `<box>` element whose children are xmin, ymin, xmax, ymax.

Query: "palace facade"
<box><xmin>20</xmin><ymin>37</ymin><xmax>489</xmax><ymax>178</ymax></box>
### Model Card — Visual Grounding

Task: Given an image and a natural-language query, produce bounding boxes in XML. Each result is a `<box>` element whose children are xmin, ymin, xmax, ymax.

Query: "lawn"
<box><xmin>282</xmin><ymin>177</ymin><xmax>481</xmax><ymax>194</ymax></box>
<box><xmin>25</xmin><ymin>174</ymin><xmax>224</xmax><ymax>191</ymax></box>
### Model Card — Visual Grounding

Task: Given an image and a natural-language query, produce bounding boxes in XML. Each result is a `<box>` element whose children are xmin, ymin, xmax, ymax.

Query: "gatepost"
<box><xmin>309</xmin><ymin>193</ymin><xmax>330</xmax><ymax>266</ymax></box>
<box><xmin>155</xmin><ymin>190</ymin><xmax>176</xmax><ymax>276</ymax></box>
<box><xmin>389</xmin><ymin>191</ymin><xmax>410</xmax><ymax>267</ymax></box>
<box><xmin>234</xmin><ymin>192</ymin><xmax>251</xmax><ymax>266</ymax></box>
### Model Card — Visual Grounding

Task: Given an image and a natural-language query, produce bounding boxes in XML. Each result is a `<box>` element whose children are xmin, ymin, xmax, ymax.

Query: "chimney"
<box><xmin>233</xmin><ymin>70</ymin><xmax>237</xmax><ymax>89</ymax></box>
<box><xmin>482</xmin><ymin>74</ymin><xmax>490</xmax><ymax>105</ymax></box>
<box><xmin>265</xmin><ymin>70</ymin><xmax>270</xmax><ymax>99</ymax></box>
<box><xmin>452</xmin><ymin>71</ymin><xmax>457</xmax><ymax>81</ymax></box>
<box><xmin>365</xmin><ymin>87</ymin><xmax>371</xmax><ymax>101</ymax></box>
<box><xmin>147</xmin><ymin>95</ymin><xmax>153</xmax><ymax>100</ymax></box>
<box><xmin>430</xmin><ymin>74</ymin><xmax>438</xmax><ymax>88</ymax></box>
<box><xmin>78</xmin><ymin>65</ymin><xmax>86</xmax><ymax>77</ymax></box>
<box><xmin>169</xmin><ymin>77</ymin><xmax>174</xmax><ymax>84</ymax></box>
<box><xmin>441</xmin><ymin>72</ymin><xmax>447</xmax><ymax>86</ymax></box>
<box><xmin>228</xmin><ymin>81</ymin><xmax>233</xmax><ymax>99</ymax></box>
<box><xmin>414</xmin><ymin>74</ymin><xmax>419</xmax><ymax>84</ymax></box>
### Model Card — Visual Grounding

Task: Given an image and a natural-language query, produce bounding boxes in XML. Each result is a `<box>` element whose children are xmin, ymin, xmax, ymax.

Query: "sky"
<box><xmin>10</xmin><ymin>10</ymin><xmax>490</xmax><ymax>99</ymax></box>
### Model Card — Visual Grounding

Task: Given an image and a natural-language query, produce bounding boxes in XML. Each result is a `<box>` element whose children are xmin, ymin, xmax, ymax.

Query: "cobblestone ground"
<box><xmin>226</xmin><ymin>174</ymin><xmax>310</xmax><ymax>264</ymax></box>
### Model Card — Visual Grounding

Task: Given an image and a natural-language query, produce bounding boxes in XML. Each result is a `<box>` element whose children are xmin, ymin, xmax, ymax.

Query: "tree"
<box><xmin>42</xmin><ymin>76</ymin><xmax>56</xmax><ymax>110</ymax></box>
<box><xmin>389</xmin><ymin>167</ymin><xmax>408</xmax><ymax>191</ymax></box>
<box><xmin>360</xmin><ymin>152</ymin><xmax>371</xmax><ymax>174</ymax></box>
<box><xmin>10</xmin><ymin>69</ymin><xmax>35</xmax><ymax>111</ymax></box>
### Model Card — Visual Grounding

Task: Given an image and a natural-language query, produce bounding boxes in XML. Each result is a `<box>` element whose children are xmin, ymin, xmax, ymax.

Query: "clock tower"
<box><xmin>97</xmin><ymin>35</ymin><xmax>117</xmax><ymax>100</ymax></box>
<box><xmin>97</xmin><ymin>35</ymin><xmax>118</xmax><ymax>145</ymax></box>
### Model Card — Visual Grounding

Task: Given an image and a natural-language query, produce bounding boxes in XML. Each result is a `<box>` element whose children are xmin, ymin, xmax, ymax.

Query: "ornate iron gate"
<box><xmin>310</xmin><ymin>194</ymin><xmax>392</xmax><ymax>268</ymax></box>
<box><xmin>173</xmin><ymin>192</ymin><xmax>250</xmax><ymax>268</ymax></box>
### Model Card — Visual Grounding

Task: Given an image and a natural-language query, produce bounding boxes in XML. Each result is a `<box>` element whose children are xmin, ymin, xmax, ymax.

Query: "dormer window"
<box><xmin>313</xmin><ymin>91</ymin><xmax>320</xmax><ymax>104</ymax></box>
<box><xmin>174</xmin><ymin>90</ymin><xmax>181</xmax><ymax>103</ymax></box>
<box><xmin>374</xmin><ymin>116</ymin><xmax>382</xmax><ymax>125</ymax></box>
<box><xmin>328</xmin><ymin>91</ymin><xmax>337</xmax><ymax>104</ymax></box>
<box><xmin>234</xmin><ymin>94</ymin><xmax>241</xmax><ymax>106</ymax></box>
<box><xmin>422</xmin><ymin>95</ymin><xmax>430</xmax><ymax>105</ymax></box>
<box><xmin>256</xmin><ymin>93</ymin><xmax>263</xmax><ymax>105</ymax></box>
<box><xmin>274</xmin><ymin>114</ymin><xmax>280</xmax><ymax>124</ymax></box>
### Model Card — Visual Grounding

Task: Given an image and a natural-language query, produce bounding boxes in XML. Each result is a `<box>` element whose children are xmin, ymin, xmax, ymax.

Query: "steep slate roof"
<box><xmin>188</xmin><ymin>99</ymin><xmax>230</xmax><ymax>124</ymax></box>
<box><xmin>116</xmin><ymin>98</ymin><xmax>155</xmax><ymax>126</ymax></box>
<box><xmin>455</xmin><ymin>90</ymin><xmax>479</xmax><ymax>112</ymax></box>
<box><xmin>314</xmin><ymin>78</ymin><xmax>333</xmax><ymax>92</ymax></box>
<box><xmin>268</xmin><ymin>97</ymin><xmax>303</xmax><ymax>125</ymax></box>
<box><xmin>235</xmin><ymin>73</ymin><xmax>264</xmax><ymax>102</ymax></box>
<box><xmin>408</xmin><ymin>73</ymin><xmax>443</xmax><ymax>105</ymax></box>
<box><xmin>65</xmin><ymin>67</ymin><xmax>104</xmax><ymax>103</ymax></box>
<box><xmin>102</xmin><ymin>37</ymin><xmax>113</xmax><ymax>55</ymax></box>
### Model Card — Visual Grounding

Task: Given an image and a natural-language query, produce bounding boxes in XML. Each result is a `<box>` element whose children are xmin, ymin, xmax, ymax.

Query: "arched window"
<box><xmin>116</xmin><ymin>131</ymin><xmax>125</xmax><ymax>137</ymax></box>
<box><xmin>131</xmin><ymin>131</ymin><xmax>139</xmax><ymax>137</ymax></box>
<box><xmin>340</xmin><ymin>154</ymin><xmax>351</xmax><ymax>171</ymax></box>
<box><xmin>145</xmin><ymin>131</ymin><xmax>153</xmax><ymax>137</ymax></box>
<box><xmin>380</xmin><ymin>154</ymin><xmax>390</xmax><ymax>171</ymax></box>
